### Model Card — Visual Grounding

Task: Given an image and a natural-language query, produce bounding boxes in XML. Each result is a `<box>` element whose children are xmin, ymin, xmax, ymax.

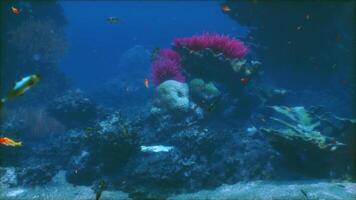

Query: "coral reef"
<box><xmin>173</xmin><ymin>33</ymin><xmax>248</xmax><ymax>59</ymax></box>
<box><xmin>260</xmin><ymin>105</ymin><xmax>355</xmax><ymax>177</ymax></box>
<box><xmin>189</xmin><ymin>79</ymin><xmax>221</xmax><ymax>106</ymax></box>
<box><xmin>46</xmin><ymin>89</ymin><xmax>99</xmax><ymax>129</ymax></box>
<box><xmin>175</xmin><ymin>45</ymin><xmax>260</xmax><ymax>95</ymax></box>
<box><xmin>66</xmin><ymin>112</ymin><xmax>140</xmax><ymax>185</ymax></box>
<box><xmin>157</xmin><ymin>48</ymin><xmax>181</xmax><ymax>64</ymax></box>
<box><xmin>151</xmin><ymin>80</ymin><xmax>190</xmax><ymax>114</ymax></box>
<box><xmin>151</xmin><ymin>57</ymin><xmax>185</xmax><ymax>86</ymax></box>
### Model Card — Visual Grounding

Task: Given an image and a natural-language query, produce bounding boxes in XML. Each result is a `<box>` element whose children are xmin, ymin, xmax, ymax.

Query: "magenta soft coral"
<box><xmin>158</xmin><ymin>48</ymin><xmax>181</xmax><ymax>64</ymax></box>
<box><xmin>173</xmin><ymin>33</ymin><xmax>248</xmax><ymax>59</ymax></box>
<box><xmin>151</xmin><ymin>57</ymin><xmax>185</xmax><ymax>86</ymax></box>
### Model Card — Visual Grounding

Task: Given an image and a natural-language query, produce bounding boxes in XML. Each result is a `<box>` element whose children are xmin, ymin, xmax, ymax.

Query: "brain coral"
<box><xmin>154</xmin><ymin>80</ymin><xmax>190</xmax><ymax>113</ymax></box>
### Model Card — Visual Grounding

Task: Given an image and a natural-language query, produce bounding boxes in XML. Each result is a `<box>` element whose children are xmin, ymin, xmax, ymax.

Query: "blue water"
<box><xmin>59</xmin><ymin>1</ymin><xmax>246</xmax><ymax>90</ymax></box>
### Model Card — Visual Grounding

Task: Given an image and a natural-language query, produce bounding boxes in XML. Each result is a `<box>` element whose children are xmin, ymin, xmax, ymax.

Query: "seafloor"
<box><xmin>1</xmin><ymin>170</ymin><xmax>355</xmax><ymax>200</ymax></box>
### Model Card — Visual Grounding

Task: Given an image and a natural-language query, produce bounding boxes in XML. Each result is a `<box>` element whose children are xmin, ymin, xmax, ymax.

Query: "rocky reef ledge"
<box><xmin>169</xmin><ymin>181</ymin><xmax>356</xmax><ymax>200</ymax></box>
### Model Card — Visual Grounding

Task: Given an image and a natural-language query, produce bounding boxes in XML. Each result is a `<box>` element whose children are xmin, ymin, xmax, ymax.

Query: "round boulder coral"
<box><xmin>153</xmin><ymin>80</ymin><xmax>190</xmax><ymax>113</ymax></box>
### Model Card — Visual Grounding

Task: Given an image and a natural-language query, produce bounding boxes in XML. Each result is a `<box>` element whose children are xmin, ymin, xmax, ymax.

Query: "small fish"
<box><xmin>240</xmin><ymin>77</ymin><xmax>249</xmax><ymax>85</ymax></box>
<box><xmin>144</xmin><ymin>78</ymin><xmax>149</xmax><ymax>88</ymax></box>
<box><xmin>0</xmin><ymin>137</ymin><xmax>22</xmax><ymax>147</ymax></box>
<box><xmin>0</xmin><ymin>74</ymin><xmax>40</xmax><ymax>108</ymax></box>
<box><xmin>107</xmin><ymin>17</ymin><xmax>120</xmax><ymax>24</ymax></box>
<box><xmin>221</xmin><ymin>4</ymin><xmax>231</xmax><ymax>12</ymax></box>
<box><xmin>305</xmin><ymin>14</ymin><xmax>310</xmax><ymax>20</ymax></box>
<box><xmin>11</xmin><ymin>6</ymin><xmax>21</xmax><ymax>15</ymax></box>
<box><xmin>296</xmin><ymin>25</ymin><xmax>303</xmax><ymax>31</ymax></box>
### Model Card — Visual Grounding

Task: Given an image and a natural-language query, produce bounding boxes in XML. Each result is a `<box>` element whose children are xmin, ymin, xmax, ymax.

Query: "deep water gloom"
<box><xmin>0</xmin><ymin>0</ymin><xmax>355</xmax><ymax>200</ymax></box>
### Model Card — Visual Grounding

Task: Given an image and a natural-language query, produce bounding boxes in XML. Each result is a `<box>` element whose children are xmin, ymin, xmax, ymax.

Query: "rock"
<box><xmin>47</xmin><ymin>89</ymin><xmax>99</xmax><ymax>129</ymax></box>
<box><xmin>153</xmin><ymin>80</ymin><xmax>190</xmax><ymax>114</ymax></box>
<box><xmin>66</xmin><ymin>112</ymin><xmax>140</xmax><ymax>185</ymax></box>
<box><xmin>16</xmin><ymin>164</ymin><xmax>58</xmax><ymax>186</ymax></box>
<box><xmin>168</xmin><ymin>181</ymin><xmax>356</xmax><ymax>200</ymax></box>
<box><xmin>0</xmin><ymin>167</ymin><xmax>18</xmax><ymax>188</ymax></box>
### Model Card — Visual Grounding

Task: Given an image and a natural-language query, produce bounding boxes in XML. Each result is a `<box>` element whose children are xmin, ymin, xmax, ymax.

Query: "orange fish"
<box><xmin>11</xmin><ymin>6</ymin><xmax>21</xmax><ymax>15</ymax></box>
<box><xmin>144</xmin><ymin>78</ymin><xmax>149</xmax><ymax>88</ymax></box>
<box><xmin>221</xmin><ymin>4</ymin><xmax>231</xmax><ymax>13</ymax></box>
<box><xmin>0</xmin><ymin>137</ymin><xmax>22</xmax><ymax>147</ymax></box>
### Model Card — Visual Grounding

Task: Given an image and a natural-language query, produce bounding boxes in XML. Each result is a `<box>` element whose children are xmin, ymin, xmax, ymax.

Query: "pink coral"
<box><xmin>158</xmin><ymin>48</ymin><xmax>181</xmax><ymax>64</ymax></box>
<box><xmin>173</xmin><ymin>33</ymin><xmax>248</xmax><ymax>59</ymax></box>
<box><xmin>151</xmin><ymin>57</ymin><xmax>185</xmax><ymax>86</ymax></box>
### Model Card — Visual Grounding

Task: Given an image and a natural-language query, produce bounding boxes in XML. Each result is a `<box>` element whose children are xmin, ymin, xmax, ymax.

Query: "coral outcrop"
<box><xmin>260</xmin><ymin>105</ymin><xmax>355</xmax><ymax>177</ymax></box>
<box><xmin>151</xmin><ymin>80</ymin><xmax>190</xmax><ymax>114</ymax></box>
<box><xmin>46</xmin><ymin>89</ymin><xmax>99</xmax><ymax>129</ymax></box>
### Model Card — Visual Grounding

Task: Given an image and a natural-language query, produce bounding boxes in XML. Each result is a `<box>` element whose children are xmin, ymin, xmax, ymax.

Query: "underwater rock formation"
<box><xmin>46</xmin><ymin>89</ymin><xmax>99</xmax><ymax>129</ymax></box>
<box><xmin>66</xmin><ymin>112</ymin><xmax>140</xmax><ymax>185</ymax></box>
<box><xmin>260</xmin><ymin>105</ymin><xmax>356</xmax><ymax>177</ymax></box>
<box><xmin>174</xmin><ymin>45</ymin><xmax>260</xmax><ymax>95</ymax></box>
<box><xmin>151</xmin><ymin>80</ymin><xmax>190</xmax><ymax>115</ymax></box>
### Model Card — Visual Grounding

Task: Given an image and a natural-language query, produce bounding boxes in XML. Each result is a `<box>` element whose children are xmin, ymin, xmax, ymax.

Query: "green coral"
<box><xmin>261</xmin><ymin>106</ymin><xmax>344</xmax><ymax>151</ymax></box>
<box><xmin>189</xmin><ymin>78</ymin><xmax>220</xmax><ymax>102</ymax></box>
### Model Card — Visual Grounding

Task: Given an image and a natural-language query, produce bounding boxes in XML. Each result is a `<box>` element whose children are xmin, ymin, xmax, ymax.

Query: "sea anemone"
<box><xmin>173</xmin><ymin>33</ymin><xmax>248</xmax><ymax>59</ymax></box>
<box><xmin>152</xmin><ymin>57</ymin><xmax>185</xmax><ymax>86</ymax></box>
<box><xmin>158</xmin><ymin>48</ymin><xmax>181</xmax><ymax>64</ymax></box>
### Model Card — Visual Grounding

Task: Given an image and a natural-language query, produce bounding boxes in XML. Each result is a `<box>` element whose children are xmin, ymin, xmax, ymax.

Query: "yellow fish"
<box><xmin>0</xmin><ymin>137</ymin><xmax>22</xmax><ymax>147</ymax></box>
<box><xmin>0</xmin><ymin>74</ymin><xmax>40</xmax><ymax>108</ymax></box>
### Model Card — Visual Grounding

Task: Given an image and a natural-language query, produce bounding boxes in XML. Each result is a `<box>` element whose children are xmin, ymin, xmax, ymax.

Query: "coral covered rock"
<box><xmin>173</xmin><ymin>33</ymin><xmax>248</xmax><ymax>59</ymax></box>
<box><xmin>260</xmin><ymin>105</ymin><xmax>355</xmax><ymax>177</ymax></box>
<box><xmin>189</xmin><ymin>79</ymin><xmax>220</xmax><ymax>103</ymax></box>
<box><xmin>46</xmin><ymin>89</ymin><xmax>99</xmax><ymax>129</ymax></box>
<box><xmin>152</xmin><ymin>80</ymin><xmax>190</xmax><ymax>114</ymax></box>
<box><xmin>175</xmin><ymin>46</ymin><xmax>260</xmax><ymax>95</ymax></box>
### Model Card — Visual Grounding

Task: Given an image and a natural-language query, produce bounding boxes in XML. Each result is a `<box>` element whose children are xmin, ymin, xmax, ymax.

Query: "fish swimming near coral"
<box><xmin>144</xmin><ymin>78</ymin><xmax>149</xmax><ymax>88</ymax></box>
<box><xmin>107</xmin><ymin>17</ymin><xmax>120</xmax><ymax>24</ymax></box>
<box><xmin>0</xmin><ymin>137</ymin><xmax>22</xmax><ymax>147</ymax></box>
<box><xmin>11</xmin><ymin>6</ymin><xmax>21</xmax><ymax>15</ymax></box>
<box><xmin>0</xmin><ymin>74</ymin><xmax>40</xmax><ymax>109</ymax></box>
